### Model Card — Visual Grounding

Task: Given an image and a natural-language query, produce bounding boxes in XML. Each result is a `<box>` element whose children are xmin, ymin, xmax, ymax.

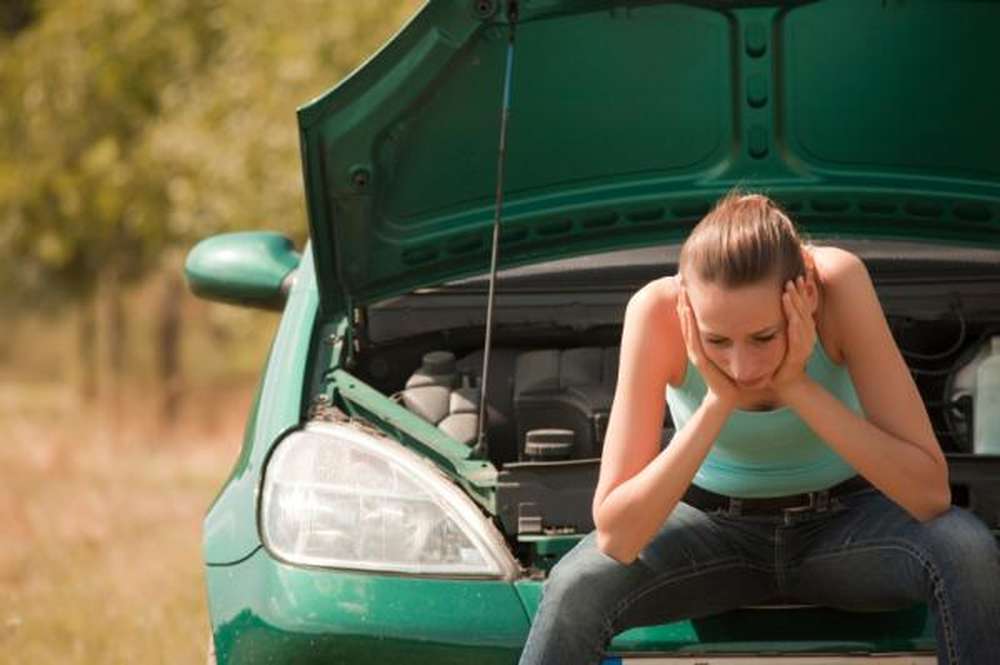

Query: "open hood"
<box><xmin>297</xmin><ymin>0</ymin><xmax>1000</xmax><ymax>315</ymax></box>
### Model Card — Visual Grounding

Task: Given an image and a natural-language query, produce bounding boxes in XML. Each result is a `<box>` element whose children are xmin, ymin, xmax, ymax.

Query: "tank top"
<box><xmin>665</xmin><ymin>338</ymin><xmax>862</xmax><ymax>498</ymax></box>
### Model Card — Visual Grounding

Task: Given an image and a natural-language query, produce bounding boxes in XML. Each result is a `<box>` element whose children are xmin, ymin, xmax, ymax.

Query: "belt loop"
<box><xmin>816</xmin><ymin>490</ymin><xmax>830</xmax><ymax>512</ymax></box>
<box><xmin>727</xmin><ymin>498</ymin><xmax>743</xmax><ymax>517</ymax></box>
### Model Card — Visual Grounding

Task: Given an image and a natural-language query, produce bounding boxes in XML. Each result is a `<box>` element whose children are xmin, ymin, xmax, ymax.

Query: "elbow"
<box><xmin>912</xmin><ymin>484</ymin><xmax>953</xmax><ymax>523</ymax></box>
<box><xmin>595</xmin><ymin>529</ymin><xmax>637</xmax><ymax>566</ymax></box>
<box><xmin>913</xmin><ymin>503</ymin><xmax>951</xmax><ymax>523</ymax></box>
<box><xmin>907</xmin><ymin>458</ymin><xmax>952</xmax><ymax>522</ymax></box>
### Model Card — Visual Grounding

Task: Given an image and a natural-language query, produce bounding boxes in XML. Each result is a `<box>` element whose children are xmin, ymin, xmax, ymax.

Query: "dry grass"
<box><xmin>0</xmin><ymin>379</ymin><xmax>252</xmax><ymax>665</ymax></box>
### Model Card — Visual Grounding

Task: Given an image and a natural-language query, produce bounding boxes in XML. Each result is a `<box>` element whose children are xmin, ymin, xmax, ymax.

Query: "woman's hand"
<box><xmin>676</xmin><ymin>283</ymin><xmax>739</xmax><ymax>411</ymax></box>
<box><xmin>771</xmin><ymin>275</ymin><xmax>816</xmax><ymax>398</ymax></box>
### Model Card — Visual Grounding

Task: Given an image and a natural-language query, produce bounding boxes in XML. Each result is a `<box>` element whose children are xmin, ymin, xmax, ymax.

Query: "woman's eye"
<box><xmin>705</xmin><ymin>338</ymin><xmax>727</xmax><ymax>346</ymax></box>
<box><xmin>754</xmin><ymin>335</ymin><xmax>776</xmax><ymax>343</ymax></box>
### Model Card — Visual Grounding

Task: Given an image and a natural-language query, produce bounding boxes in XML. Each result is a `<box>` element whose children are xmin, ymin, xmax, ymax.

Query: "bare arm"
<box><xmin>778</xmin><ymin>252</ymin><xmax>950</xmax><ymax>521</ymax></box>
<box><xmin>592</xmin><ymin>281</ymin><xmax>732</xmax><ymax>564</ymax></box>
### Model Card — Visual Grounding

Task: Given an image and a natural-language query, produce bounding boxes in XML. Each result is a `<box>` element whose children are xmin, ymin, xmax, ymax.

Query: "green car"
<box><xmin>187</xmin><ymin>1</ymin><xmax>1000</xmax><ymax>663</ymax></box>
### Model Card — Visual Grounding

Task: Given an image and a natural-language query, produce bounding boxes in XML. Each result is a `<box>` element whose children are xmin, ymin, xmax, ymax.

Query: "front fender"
<box><xmin>202</xmin><ymin>245</ymin><xmax>322</xmax><ymax>564</ymax></box>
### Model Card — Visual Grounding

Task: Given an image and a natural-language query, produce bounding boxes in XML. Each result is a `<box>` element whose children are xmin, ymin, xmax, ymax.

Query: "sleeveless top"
<box><xmin>665</xmin><ymin>339</ymin><xmax>862</xmax><ymax>498</ymax></box>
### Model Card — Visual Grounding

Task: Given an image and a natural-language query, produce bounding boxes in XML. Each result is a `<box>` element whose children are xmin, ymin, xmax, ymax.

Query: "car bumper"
<box><xmin>602</xmin><ymin>657</ymin><xmax>934</xmax><ymax>664</ymax></box>
<box><xmin>205</xmin><ymin>547</ymin><xmax>530</xmax><ymax>664</ymax></box>
<box><xmin>206</xmin><ymin>548</ymin><xmax>936</xmax><ymax>664</ymax></box>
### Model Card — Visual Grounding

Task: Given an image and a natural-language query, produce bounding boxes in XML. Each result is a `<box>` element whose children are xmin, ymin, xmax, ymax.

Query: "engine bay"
<box><xmin>344</xmin><ymin>243</ymin><xmax>1000</xmax><ymax>566</ymax></box>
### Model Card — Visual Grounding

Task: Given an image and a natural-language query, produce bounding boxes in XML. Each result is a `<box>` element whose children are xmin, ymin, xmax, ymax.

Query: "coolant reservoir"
<box><xmin>401</xmin><ymin>351</ymin><xmax>457</xmax><ymax>424</ymax></box>
<box><xmin>974</xmin><ymin>336</ymin><xmax>1000</xmax><ymax>454</ymax></box>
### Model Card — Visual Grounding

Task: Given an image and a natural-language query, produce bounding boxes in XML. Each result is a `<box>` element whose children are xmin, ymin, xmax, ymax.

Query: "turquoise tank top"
<box><xmin>665</xmin><ymin>339</ymin><xmax>862</xmax><ymax>498</ymax></box>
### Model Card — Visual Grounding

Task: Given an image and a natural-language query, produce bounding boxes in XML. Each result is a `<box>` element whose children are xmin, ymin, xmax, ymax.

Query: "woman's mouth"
<box><xmin>737</xmin><ymin>376</ymin><xmax>768</xmax><ymax>389</ymax></box>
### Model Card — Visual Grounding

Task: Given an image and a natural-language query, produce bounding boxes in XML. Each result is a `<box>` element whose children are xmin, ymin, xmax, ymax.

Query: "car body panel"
<box><xmin>298</xmin><ymin>0</ymin><xmax>1000</xmax><ymax>315</ymax></box>
<box><xmin>205</xmin><ymin>546</ymin><xmax>934</xmax><ymax>663</ymax></box>
<box><xmin>206</xmin><ymin>548</ymin><xmax>531</xmax><ymax>664</ymax></box>
<box><xmin>202</xmin><ymin>246</ymin><xmax>321</xmax><ymax>564</ymax></box>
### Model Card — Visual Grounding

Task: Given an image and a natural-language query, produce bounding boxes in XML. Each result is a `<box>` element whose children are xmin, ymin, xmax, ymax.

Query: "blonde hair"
<box><xmin>678</xmin><ymin>191</ymin><xmax>808</xmax><ymax>289</ymax></box>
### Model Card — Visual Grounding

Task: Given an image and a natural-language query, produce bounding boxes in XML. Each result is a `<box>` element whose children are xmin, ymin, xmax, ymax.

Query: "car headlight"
<box><xmin>260</xmin><ymin>421</ymin><xmax>518</xmax><ymax>578</ymax></box>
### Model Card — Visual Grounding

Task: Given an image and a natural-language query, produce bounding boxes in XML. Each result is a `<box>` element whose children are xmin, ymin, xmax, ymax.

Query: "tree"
<box><xmin>0</xmin><ymin>0</ymin><xmax>223</xmax><ymax>413</ymax></box>
<box><xmin>0</xmin><ymin>0</ymin><xmax>421</xmax><ymax>420</ymax></box>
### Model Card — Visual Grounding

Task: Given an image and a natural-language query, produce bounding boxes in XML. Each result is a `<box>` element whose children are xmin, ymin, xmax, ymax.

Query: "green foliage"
<box><xmin>0</xmin><ymin>0</ymin><xmax>224</xmax><ymax>307</ymax></box>
<box><xmin>0</xmin><ymin>0</ymin><xmax>421</xmax><ymax>311</ymax></box>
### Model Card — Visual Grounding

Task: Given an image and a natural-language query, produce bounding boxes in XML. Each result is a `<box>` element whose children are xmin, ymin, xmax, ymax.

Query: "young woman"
<box><xmin>518</xmin><ymin>193</ymin><xmax>1000</xmax><ymax>665</ymax></box>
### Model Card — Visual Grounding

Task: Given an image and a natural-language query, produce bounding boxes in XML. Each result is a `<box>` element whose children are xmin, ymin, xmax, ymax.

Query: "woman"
<box><xmin>518</xmin><ymin>193</ymin><xmax>1000</xmax><ymax>665</ymax></box>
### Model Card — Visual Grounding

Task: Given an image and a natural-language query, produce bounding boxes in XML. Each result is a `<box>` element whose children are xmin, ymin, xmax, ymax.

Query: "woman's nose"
<box><xmin>730</xmin><ymin>352</ymin><xmax>764</xmax><ymax>382</ymax></box>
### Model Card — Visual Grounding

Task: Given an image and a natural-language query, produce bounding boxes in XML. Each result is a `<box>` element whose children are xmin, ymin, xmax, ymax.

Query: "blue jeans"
<box><xmin>518</xmin><ymin>487</ymin><xmax>1000</xmax><ymax>665</ymax></box>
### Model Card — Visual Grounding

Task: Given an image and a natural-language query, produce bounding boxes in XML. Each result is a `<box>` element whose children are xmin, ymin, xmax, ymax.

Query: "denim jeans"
<box><xmin>518</xmin><ymin>487</ymin><xmax>1000</xmax><ymax>665</ymax></box>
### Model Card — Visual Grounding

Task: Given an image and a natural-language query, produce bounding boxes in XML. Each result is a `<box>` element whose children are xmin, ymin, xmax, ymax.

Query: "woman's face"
<box><xmin>684</xmin><ymin>275</ymin><xmax>791</xmax><ymax>391</ymax></box>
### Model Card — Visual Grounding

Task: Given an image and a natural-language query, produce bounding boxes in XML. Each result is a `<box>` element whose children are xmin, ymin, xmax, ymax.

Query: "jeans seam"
<box><xmin>801</xmin><ymin>540</ymin><xmax>958</xmax><ymax>665</ymax></box>
<box><xmin>600</xmin><ymin>558</ymin><xmax>764</xmax><ymax>639</ymax></box>
<box><xmin>774</xmin><ymin>525</ymin><xmax>786</xmax><ymax>595</ymax></box>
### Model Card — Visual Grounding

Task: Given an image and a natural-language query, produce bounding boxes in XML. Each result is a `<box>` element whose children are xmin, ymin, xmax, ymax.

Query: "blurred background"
<box><xmin>0</xmin><ymin>1</ymin><xmax>420</xmax><ymax>662</ymax></box>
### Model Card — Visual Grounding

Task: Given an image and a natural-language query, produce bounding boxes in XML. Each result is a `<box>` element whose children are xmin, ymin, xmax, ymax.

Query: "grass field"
<box><xmin>0</xmin><ymin>379</ymin><xmax>251</xmax><ymax>665</ymax></box>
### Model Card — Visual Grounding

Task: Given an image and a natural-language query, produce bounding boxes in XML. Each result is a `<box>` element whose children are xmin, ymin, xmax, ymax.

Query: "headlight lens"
<box><xmin>260</xmin><ymin>421</ymin><xmax>516</xmax><ymax>577</ymax></box>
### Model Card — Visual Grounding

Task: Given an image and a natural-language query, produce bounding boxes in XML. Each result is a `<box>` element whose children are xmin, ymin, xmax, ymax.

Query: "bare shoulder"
<box><xmin>624</xmin><ymin>275</ymin><xmax>685</xmax><ymax>386</ymax></box>
<box><xmin>630</xmin><ymin>274</ymin><xmax>680</xmax><ymax>313</ymax></box>
<box><xmin>810</xmin><ymin>245</ymin><xmax>876</xmax><ymax>364</ymax></box>
<box><xmin>811</xmin><ymin>244</ymin><xmax>865</xmax><ymax>276</ymax></box>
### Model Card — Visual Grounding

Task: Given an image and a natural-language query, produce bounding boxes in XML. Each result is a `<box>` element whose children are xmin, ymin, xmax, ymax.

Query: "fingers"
<box><xmin>783</xmin><ymin>276</ymin><xmax>815</xmax><ymax>352</ymax></box>
<box><xmin>676</xmin><ymin>288</ymin><xmax>702</xmax><ymax>366</ymax></box>
<box><xmin>784</xmin><ymin>277</ymin><xmax>808</xmax><ymax>321</ymax></box>
<box><xmin>677</xmin><ymin>296</ymin><xmax>688</xmax><ymax>348</ymax></box>
<box><xmin>791</xmin><ymin>275</ymin><xmax>806</xmax><ymax>317</ymax></box>
<box><xmin>677</xmin><ymin>290</ymin><xmax>691</xmax><ymax>350</ymax></box>
<box><xmin>782</xmin><ymin>285</ymin><xmax>798</xmax><ymax>351</ymax></box>
<box><xmin>784</xmin><ymin>279</ymin><xmax>802</xmax><ymax>342</ymax></box>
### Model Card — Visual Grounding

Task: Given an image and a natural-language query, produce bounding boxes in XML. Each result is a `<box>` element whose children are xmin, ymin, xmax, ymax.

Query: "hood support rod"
<box><xmin>473</xmin><ymin>0</ymin><xmax>519</xmax><ymax>460</ymax></box>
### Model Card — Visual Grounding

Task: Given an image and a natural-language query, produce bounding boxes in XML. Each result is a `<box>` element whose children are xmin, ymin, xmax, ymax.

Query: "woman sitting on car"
<box><xmin>519</xmin><ymin>192</ymin><xmax>1000</xmax><ymax>665</ymax></box>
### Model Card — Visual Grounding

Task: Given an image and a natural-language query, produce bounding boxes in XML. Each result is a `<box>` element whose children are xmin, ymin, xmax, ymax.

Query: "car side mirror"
<box><xmin>185</xmin><ymin>231</ymin><xmax>301</xmax><ymax>310</ymax></box>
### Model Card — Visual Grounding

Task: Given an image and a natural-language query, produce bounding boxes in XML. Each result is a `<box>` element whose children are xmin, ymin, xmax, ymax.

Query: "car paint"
<box><xmin>298</xmin><ymin>0</ymin><xmax>1000</xmax><ymax>315</ymax></box>
<box><xmin>206</xmin><ymin>547</ymin><xmax>531</xmax><ymax>664</ymax></box>
<box><xmin>206</xmin><ymin>546</ymin><xmax>935</xmax><ymax>663</ymax></box>
<box><xmin>202</xmin><ymin>246</ymin><xmax>323</xmax><ymax>564</ymax></box>
<box><xmin>185</xmin><ymin>232</ymin><xmax>300</xmax><ymax>310</ymax></box>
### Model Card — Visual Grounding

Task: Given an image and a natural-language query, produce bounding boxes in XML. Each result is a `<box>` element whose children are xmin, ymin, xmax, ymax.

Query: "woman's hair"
<box><xmin>678</xmin><ymin>190</ymin><xmax>808</xmax><ymax>289</ymax></box>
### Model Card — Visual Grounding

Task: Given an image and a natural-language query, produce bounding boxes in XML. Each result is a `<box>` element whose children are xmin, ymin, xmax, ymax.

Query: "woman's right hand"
<box><xmin>676</xmin><ymin>282</ymin><xmax>740</xmax><ymax>412</ymax></box>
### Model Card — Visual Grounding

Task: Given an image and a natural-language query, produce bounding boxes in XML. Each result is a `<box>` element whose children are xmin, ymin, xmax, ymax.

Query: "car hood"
<box><xmin>298</xmin><ymin>0</ymin><xmax>1000</xmax><ymax>315</ymax></box>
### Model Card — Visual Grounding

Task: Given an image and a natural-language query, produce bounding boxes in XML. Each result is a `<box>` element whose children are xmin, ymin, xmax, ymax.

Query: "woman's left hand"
<box><xmin>771</xmin><ymin>275</ymin><xmax>816</xmax><ymax>398</ymax></box>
